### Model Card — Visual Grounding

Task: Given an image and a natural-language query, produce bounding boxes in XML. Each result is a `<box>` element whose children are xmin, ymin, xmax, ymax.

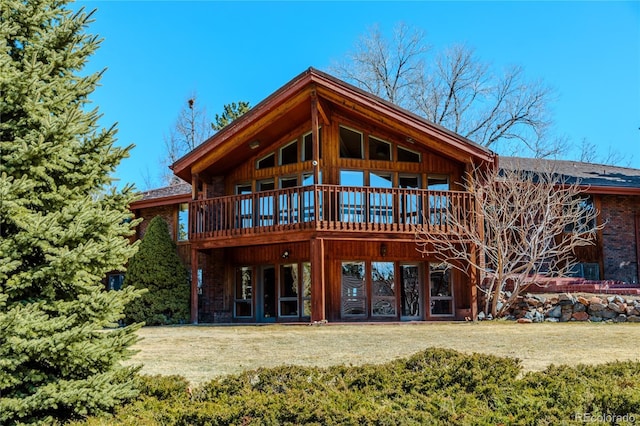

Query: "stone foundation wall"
<box><xmin>482</xmin><ymin>293</ymin><xmax>640</xmax><ymax>323</ymax></box>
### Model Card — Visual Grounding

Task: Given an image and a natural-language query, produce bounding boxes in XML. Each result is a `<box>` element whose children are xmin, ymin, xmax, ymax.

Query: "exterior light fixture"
<box><xmin>282</xmin><ymin>250</ymin><xmax>290</xmax><ymax>259</ymax></box>
<box><xmin>380</xmin><ymin>243</ymin><xmax>387</xmax><ymax>257</ymax></box>
<box><xmin>248</xmin><ymin>140</ymin><xmax>260</xmax><ymax>150</ymax></box>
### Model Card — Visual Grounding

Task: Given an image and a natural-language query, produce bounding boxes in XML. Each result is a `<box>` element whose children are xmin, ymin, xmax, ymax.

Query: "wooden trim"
<box><xmin>190</xmin><ymin>248</ymin><xmax>199</xmax><ymax>324</ymax></box>
<box><xmin>310</xmin><ymin>237</ymin><xmax>326</xmax><ymax>322</ymax></box>
<box><xmin>130</xmin><ymin>194</ymin><xmax>191</xmax><ymax>210</ymax></box>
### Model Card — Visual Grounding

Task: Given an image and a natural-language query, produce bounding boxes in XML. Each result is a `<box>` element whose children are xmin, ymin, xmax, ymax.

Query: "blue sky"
<box><xmin>74</xmin><ymin>1</ymin><xmax>640</xmax><ymax>190</ymax></box>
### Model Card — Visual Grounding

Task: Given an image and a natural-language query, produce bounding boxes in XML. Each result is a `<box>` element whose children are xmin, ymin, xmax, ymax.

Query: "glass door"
<box><xmin>400</xmin><ymin>264</ymin><xmax>422</xmax><ymax>320</ymax></box>
<box><xmin>258</xmin><ymin>266</ymin><xmax>276</xmax><ymax>322</ymax></box>
<box><xmin>429</xmin><ymin>263</ymin><xmax>454</xmax><ymax>316</ymax></box>
<box><xmin>341</xmin><ymin>261</ymin><xmax>366</xmax><ymax>318</ymax></box>
<box><xmin>371</xmin><ymin>262</ymin><xmax>396</xmax><ymax>317</ymax></box>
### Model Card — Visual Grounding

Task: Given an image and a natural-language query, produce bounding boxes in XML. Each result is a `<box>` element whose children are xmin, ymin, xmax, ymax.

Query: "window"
<box><xmin>401</xmin><ymin>264</ymin><xmax>422</xmax><ymax>318</ymax></box>
<box><xmin>369</xmin><ymin>136</ymin><xmax>392</xmax><ymax>161</ymax></box>
<box><xmin>236</xmin><ymin>183</ymin><xmax>253</xmax><ymax>228</ymax></box>
<box><xmin>369</xmin><ymin>172</ymin><xmax>393</xmax><ymax>224</ymax></box>
<box><xmin>280</xmin><ymin>140</ymin><xmax>298</xmax><ymax>165</ymax></box>
<box><xmin>339</xmin><ymin>126</ymin><xmax>363</xmax><ymax>159</ymax></box>
<box><xmin>428</xmin><ymin>176</ymin><xmax>449</xmax><ymax>226</ymax></box>
<box><xmin>257</xmin><ymin>153</ymin><xmax>275</xmax><ymax>169</ymax></box>
<box><xmin>340</xmin><ymin>171</ymin><xmax>365</xmax><ymax>223</ymax></box>
<box><xmin>107</xmin><ymin>273</ymin><xmax>124</xmax><ymax>291</ymax></box>
<box><xmin>177</xmin><ymin>203</ymin><xmax>189</xmax><ymax>241</ymax></box>
<box><xmin>399</xmin><ymin>175</ymin><xmax>422</xmax><ymax>225</ymax></box>
<box><xmin>279</xmin><ymin>177</ymin><xmax>299</xmax><ymax>225</ymax></box>
<box><xmin>279</xmin><ymin>264</ymin><xmax>299</xmax><ymax>317</ymax></box>
<box><xmin>397</xmin><ymin>146</ymin><xmax>421</xmax><ymax>163</ymax></box>
<box><xmin>430</xmin><ymin>263</ymin><xmax>453</xmax><ymax>316</ymax></box>
<box><xmin>371</xmin><ymin>262</ymin><xmax>396</xmax><ymax>316</ymax></box>
<box><xmin>341</xmin><ymin>261</ymin><xmax>366</xmax><ymax>317</ymax></box>
<box><xmin>235</xmin><ymin>267</ymin><xmax>253</xmax><ymax>318</ymax></box>
<box><xmin>565</xmin><ymin>195</ymin><xmax>596</xmax><ymax>232</ymax></box>
<box><xmin>302</xmin><ymin>129</ymin><xmax>322</xmax><ymax>161</ymax></box>
<box><xmin>257</xmin><ymin>180</ymin><xmax>275</xmax><ymax>227</ymax></box>
<box><xmin>302</xmin><ymin>262</ymin><xmax>312</xmax><ymax>317</ymax></box>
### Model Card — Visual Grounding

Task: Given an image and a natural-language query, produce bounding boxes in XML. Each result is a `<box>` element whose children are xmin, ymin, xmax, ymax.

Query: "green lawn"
<box><xmin>126</xmin><ymin>321</ymin><xmax>640</xmax><ymax>384</ymax></box>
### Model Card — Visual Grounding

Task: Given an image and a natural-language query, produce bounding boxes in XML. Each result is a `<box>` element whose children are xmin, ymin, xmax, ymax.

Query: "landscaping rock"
<box><xmin>577</xmin><ymin>296</ymin><xmax>590</xmax><ymax>306</ymax></box>
<box><xmin>600</xmin><ymin>309</ymin><xmax>618</xmax><ymax>320</ymax></box>
<box><xmin>590</xmin><ymin>316</ymin><xmax>603</xmax><ymax>322</ymax></box>
<box><xmin>573</xmin><ymin>302</ymin><xmax>587</xmax><ymax>313</ymax></box>
<box><xmin>517</xmin><ymin>318</ymin><xmax>533</xmax><ymax>324</ymax></box>
<box><xmin>627</xmin><ymin>315</ymin><xmax>640</xmax><ymax>323</ymax></box>
<box><xmin>572</xmin><ymin>311</ymin><xmax>589</xmax><ymax>321</ymax></box>
<box><xmin>558</xmin><ymin>293</ymin><xmax>575</xmax><ymax>305</ymax></box>
<box><xmin>608</xmin><ymin>302</ymin><xmax>624</xmax><ymax>314</ymax></box>
<box><xmin>547</xmin><ymin>305</ymin><xmax>562</xmax><ymax>318</ymax></box>
<box><xmin>533</xmin><ymin>311</ymin><xmax>544</xmax><ymax>323</ymax></box>
<box><xmin>588</xmin><ymin>302</ymin><xmax>606</xmax><ymax>313</ymax></box>
<box><xmin>545</xmin><ymin>317</ymin><xmax>559</xmax><ymax>322</ymax></box>
<box><xmin>614</xmin><ymin>314</ymin><xmax>627</xmax><ymax>323</ymax></box>
<box><xmin>589</xmin><ymin>296</ymin><xmax>603</xmax><ymax>305</ymax></box>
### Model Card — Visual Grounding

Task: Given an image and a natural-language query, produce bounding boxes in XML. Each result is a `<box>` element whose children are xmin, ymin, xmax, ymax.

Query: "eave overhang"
<box><xmin>171</xmin><ymin>67</ymin><xmax>496</xmax><ymax>182</ymax></box>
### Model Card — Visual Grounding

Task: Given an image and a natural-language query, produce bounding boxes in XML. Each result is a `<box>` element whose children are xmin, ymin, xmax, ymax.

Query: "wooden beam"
<box><xmin>316</xmin><ymin>97</ymin><xmax>330</xmax><ymax>125</ymax></box>
<box><xmin>310</xmin><ymin>237</ymin><xmax>326</xmax><ymax>322</ymax></box>
<box><xmin>190</xmin><ymin>247</ymin><xmax>199</xmax><ymax>324</ymax></box>
<box><xmin>311</xmin><ymin>91</ymin><xmax>321</xmax><ymax>185</ymax></box>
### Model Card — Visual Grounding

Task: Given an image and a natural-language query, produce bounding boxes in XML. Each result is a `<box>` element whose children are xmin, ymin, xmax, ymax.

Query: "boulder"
<box><xmin>608</xmin><ymin>302</ymin><xmax>624</xmax><ymax>314</ymax></box>
<box><xmin>588</xmin><ymin>302</ymin><xmax>606</xmax><ymax>313</ymax></box>
<box><xmin>533</xmin><ymin>311</ymin><xmax>544</xmax><ymax>323</ymax></box>
<box><xmin>589</xmin><ymin>296</ymin><xmax>603</xmax><ymax>305</ymax></box>
<box><xmin>547</xmin><ymin>305</ymin><xmax>562</xmax><ymax>319</ymax></box>
<box><xmin>517</xmin><ymin>318</ymin><xmax>533</xmax><ymax>324</ymax></box>
<box><xmin>627</xmin><ymin>315</ymin><xmax>640</xmax><ymax>323</ymax></box>
<box><xmin>572</xmin><ymin>311</ymin><xmax>589</xmax><ymax>321</ymax></box>
<box><xmin>613</xmin><ymin>314</ymin><xmax>627</xmax><ymax>323</ymax></box>
<box><xmin>573</xmin><ymin>302</ymin><xmax>587</xmax><ymax>313</ymax></box>
<box><xmin>558</xmin><ymin>293</ymin><xmax>575</xmax><ymax>305</ymax></box>
<box><xmin>577</xmin><ymin>296</ymin><xmax>590</xmax><ymax>306</ymax></box>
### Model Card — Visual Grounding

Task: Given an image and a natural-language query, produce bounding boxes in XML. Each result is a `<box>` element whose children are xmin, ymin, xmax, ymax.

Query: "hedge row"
<box><xmin>76</xmin><ymin>348</ymin><xmax>640</xmax><ymax>425</ymax></box>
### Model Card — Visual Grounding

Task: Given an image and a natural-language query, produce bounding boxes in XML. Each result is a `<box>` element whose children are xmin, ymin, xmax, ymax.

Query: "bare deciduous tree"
<box><xmin>415</xmin><ymin>160</ymin><xmax>604</xmax><ymax>318</ymax></box>
<box><xmin>330</xmin><ymin>23</ymin><xmax>561</xmax><ymax>158</ymax></box>
<box><xmin>162</xmin><ymin>94</ymin><xmax>213</xmax><ymax>185</ymax></box>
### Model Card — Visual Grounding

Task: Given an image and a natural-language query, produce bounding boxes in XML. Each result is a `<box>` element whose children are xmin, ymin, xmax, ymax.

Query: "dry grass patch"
<box><xmin>126</xmin><ymin>322</ymin><xmax>640</xmax><ymax>384</ymax></box>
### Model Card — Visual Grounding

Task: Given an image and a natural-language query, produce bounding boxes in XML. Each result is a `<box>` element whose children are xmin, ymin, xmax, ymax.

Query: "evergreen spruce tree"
<box><xmin>123</xmin><ymin>216</ymin><xmax>190</xmax><ymax>326</ymax></box>
<box><xmin>0</xmin><ymin>1</ymin><xmax>143</xmax><ymax>423</ymax></box>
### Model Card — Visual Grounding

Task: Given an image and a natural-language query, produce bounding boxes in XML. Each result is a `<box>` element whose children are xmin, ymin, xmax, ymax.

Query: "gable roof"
<box><xmin>500</xmin><ymin>157</ymin><xmax>640</xmax><ymax>195</ymax></box>
<box><xmin>171</xmin><ymin>67</ymin><xmax>496</xmax><ymax>182</ymax></box>
<box><xmin>130</xmin><ymin>182</ymin><xmax>191</xmax><ymax>209</ymax></box>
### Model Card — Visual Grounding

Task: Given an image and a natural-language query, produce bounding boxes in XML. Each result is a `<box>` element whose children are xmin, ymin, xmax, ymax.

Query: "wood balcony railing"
<box><xmin>189</xmin><ymin>185</ymin><xmax>475</xmax><ymax>241</ymax></box>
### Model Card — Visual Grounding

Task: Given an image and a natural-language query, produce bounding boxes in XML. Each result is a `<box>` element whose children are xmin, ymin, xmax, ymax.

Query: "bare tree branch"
<box><xmin>331</xmin><ymin>23</ymin><xmax>558</xmax><ymax>158</ymax></box>
<box><xmin>415</xmin><ymin>160</ymin><xmax>604</xmax><ymax>317</ymax></box>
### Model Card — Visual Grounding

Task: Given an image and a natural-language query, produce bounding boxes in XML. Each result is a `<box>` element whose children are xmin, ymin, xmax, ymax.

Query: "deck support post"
<box><xmin>190</xmin><ymin>247</ymin><xmax>199</xmax><ymax>324</ymax></box>
<box><xmin>310</xmin><ymin>237</ymin><xmax>326</xmax><ymax>322</ymax></box>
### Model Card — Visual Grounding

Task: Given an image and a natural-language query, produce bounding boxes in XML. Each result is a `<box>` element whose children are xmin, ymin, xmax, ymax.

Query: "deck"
<box><xmin>189</xmin><ymin>185</ymin><xmax>475</xmax><ymax>244</ymax></box>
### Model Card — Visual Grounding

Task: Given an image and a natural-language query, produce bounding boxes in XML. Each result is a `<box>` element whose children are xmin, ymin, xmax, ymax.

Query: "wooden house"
<box><xmin>167</xmin><ymin>67</ymin><xmax>495</xmax><ymax>323</ymax></box>
<box><xmin>129</xmin><ymin>68</ymin><xmax>640</xmax><ymax>323</ymax></box>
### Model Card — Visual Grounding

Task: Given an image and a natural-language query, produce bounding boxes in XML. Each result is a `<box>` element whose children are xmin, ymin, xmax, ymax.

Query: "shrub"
<box><xmin>123</xmin><ymin>216</ymin><xmax>190</xmax><ymax>325</ymax></box>
<box><xmin>79</xmin><ymin>348</ymin><xmax>640</xmax><ymax>425</ymax></box>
